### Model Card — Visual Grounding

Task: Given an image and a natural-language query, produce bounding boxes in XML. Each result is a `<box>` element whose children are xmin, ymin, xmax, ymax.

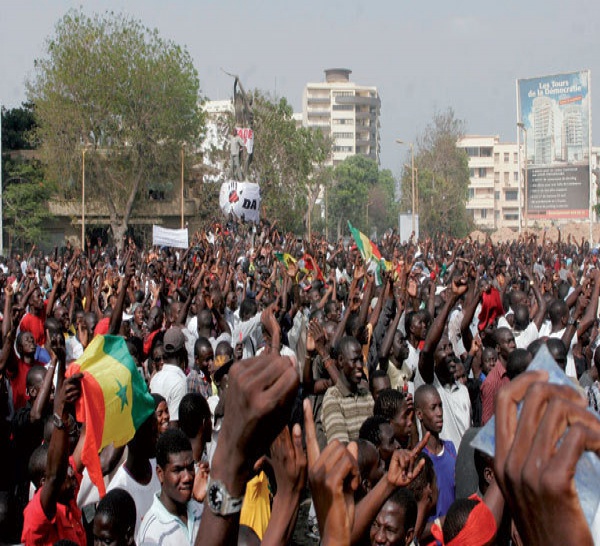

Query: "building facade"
<box><xmin>457</xmin><ymin>135</ymin><xmax>521</xmax><ymax>230</ymax></box>
<box><xmin>302</xmin><ymin>69</ymin><xmax>380</xmax><ymax>166</ymax></box>
<box><xmin>458</xmin><ymin>135</ymin><xmax>600</xmax><ymax>231</ymax></box>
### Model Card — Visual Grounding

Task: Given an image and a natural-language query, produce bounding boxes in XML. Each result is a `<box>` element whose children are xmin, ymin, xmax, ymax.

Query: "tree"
<box><xmin>1</xmin><ymin>103</ymin><xmax>37</xmax><ymax>150</ymax></box>
<box><xmin>329</xmin><ymin>155</ymin><xmax>379</xmax><ymax>238</ymax></box>
<box><xmin>28</xmin><ymin>9</ymin><xmax>203</xmax><ymax>242</ymax></box>
<box><xmin>400</xmin><ymin>108</ymin><xmax>472</xmax><ymax>237</ymax></box>
<box><xmin>251</xmin><ymin>93</ymin><xmax>331</xmax><ymax>233</ymax></box>
<box><xmin>2</xmin><ymin>158</ymin><xmax>55</xmax><ymax>253</ymax></box>
<box><xmin>367</xmin><ymin>168</ymin><xmax>398</xmax><ymax>237</ymax></box>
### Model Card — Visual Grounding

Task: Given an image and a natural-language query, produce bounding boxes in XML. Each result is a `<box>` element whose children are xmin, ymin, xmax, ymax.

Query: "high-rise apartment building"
<box><xmin>457</xmin><ymin>136</ymin><xmax>521</xmax><ymax>230</ymax></box>
<box><xmin>302</xmin><ymin>69</ymin><xmax>380</xmax><ymax>166</ymax></box>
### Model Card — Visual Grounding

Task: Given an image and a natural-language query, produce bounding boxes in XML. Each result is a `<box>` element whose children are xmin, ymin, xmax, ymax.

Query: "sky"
<box><xmin>2</xmin><ymin>0</ymin><xmax>600</xmax><ymax>174</ymax></box>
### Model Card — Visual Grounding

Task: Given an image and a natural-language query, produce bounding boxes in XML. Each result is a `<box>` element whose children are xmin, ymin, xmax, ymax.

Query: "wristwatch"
<box><xmin>52</xmin><ymin>412</ymin><xmax>66</xmax><ymax>429</ymax></box>
<box><xmin>206</xmin><ymin>478</ymin><xmax>244</xmax><ymax>516</ymax></box>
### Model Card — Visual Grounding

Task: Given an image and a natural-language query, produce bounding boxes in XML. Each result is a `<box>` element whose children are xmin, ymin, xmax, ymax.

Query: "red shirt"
<box><xmin>21</xmin><ymin>488</ymin><xmax>85</xmax><ymax>546</ymax></box>
<box><xmin>20</xmin><ymin>306</ymin><xmax>47</xmax><ymax>346</ymax></box>
<box><xmin>481</xmin><ymin>359</ymin><xmax>510</xmax><ymax>425</ymax></box>
<box><xmin>8</xmin><ymin>359</ymin><xmax>31</xmax><ymax>411</ymax></box>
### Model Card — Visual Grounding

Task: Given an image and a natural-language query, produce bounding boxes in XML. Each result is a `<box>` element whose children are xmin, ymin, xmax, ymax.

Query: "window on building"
<box><xmin>494</xmin><ymin>153</ymin><xmax>500</xmax><ymax>163</ymax></box>
<box><xmin>505</xmin><ymin>190</ymin><xmax>518</xmax><ymax>201</ymax></box>
<box><xmin>333</xmin><ymin>145</ymin><xmax>353</xmax><ymax>152</ymax></box>
<box><xmin>504</xmin><ymin>213</ymin><xmax>519</xmax><ymax>221</ymax></box>
<box><xmin>495</xmin><ymin>191</ymin><xmax>500</xmax><ymax>200</ymax></box>
<box><xmin>504</xmin><ymin>152</ymin><xmax>509</xmax><ymax>162</ymax></box>
<box><xmin>513</xmin><ymin>172</ymin><xmax>519</xmax><ymax>182</ymax></box>
<box><xmin>333</xmin><ymin>132</ymin><xmax>354</xmax><ymax>139</ymax></box>
<box><xmin>468</xmin><ymin>188</ymin><xmax>474</xmax><ymax>199</ymax></box>
<box><xmin>469</xmin><ymin>168</ymin><xmax>475</xmax><ymax>177</ymax></box>
<box><xmin>465</xmin><ymin>147</ymin><xmax>479</xmax><ymax>157</ymax></box>
<box><xmin>481</xmin><ymin>147</ymin><xmax>493</xmax><ymax>157</ymax></box>
<box><xmin>332</xmin><ymin>104</ymin><xmax>353</xmax><ymax>111</ymax></box>
<box><xmin>478</xmin><ymin>168</ymin><xmax>487</xmax><ymax>178</ymax></box>
<box><xmin>504</xmin><ymin>172</ymin><xmax>509</xmax><ymax>184</ymax></box>
<box><xmin>494</xmin><ymin>172</ymin><xmax>500</xmax><ymax>183</ymax></box>
<box><xmin>332</xmin><ymin>91</ymin><xmax>354</xmax><ymax>97</ymax></box>
<box><xmin>481</xmin><ymin>209</ymin><xmax>487</xmax><ymax>219</ymax></box>
<box><xmin>514</xmin><ymin>153</ymin><xmax>518</xmax><ymax>163</ymax></box>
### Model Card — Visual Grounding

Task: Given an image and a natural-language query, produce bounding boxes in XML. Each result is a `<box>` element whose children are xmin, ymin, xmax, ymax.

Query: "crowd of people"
<box><xmin>1</xmin><ymin>219</ymin><xmax>600</xmax><ymax>545</ymax></box>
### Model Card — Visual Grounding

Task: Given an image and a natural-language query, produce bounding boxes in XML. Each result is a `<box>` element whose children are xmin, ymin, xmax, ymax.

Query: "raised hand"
<box><xmin>494</xmin><ymin>371</ymin><xmax>599</xmax><ymax>545</ymax></box>
<box><xmin>304</xmin><ymin>398</ymin><xmax>359</xmax><ymax>546</ymax></box>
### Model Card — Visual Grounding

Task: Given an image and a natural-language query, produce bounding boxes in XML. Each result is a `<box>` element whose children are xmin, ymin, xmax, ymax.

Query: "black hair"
<box><xmin>546</xmin><ymin>338</ymin><xmax>568</xmax><ymax>370</ymax></box>
<box><xmin>414</xmin><ymin>384</ymin><xmax>439</xmax><ymax>410</ymax></box>
<box><xmin>442</xmin><ymin>498</ymin><xmax>479</xmax><ymax>543</ymax></box>
<box><xmin>151</xmin><ymin>393</ymin><xmax>166</xmax><ymax>409</ymax></box>
<box><xmin>28</xmin><ymin>444</ymin><xmax>49</xmax><ymax>489</ymax></box>
<box><xmin>194</xmin><ymin>336</ymin><xmax>213</xmax><ymax>358</ymax></box>
<box><xmin>26</xmin><ymin>365</ymin><xmax>47</xmax><ymax>388</ymax></box>
<box><xmin>156</xmin><ymin>428</ymin><xmax>192</xmax><ymax>468</ymax></box>
<box><xmin>407</xmin><ymin>452</ymin><xmax>435</xmax><ymax>502</ymax></box>
<box><xmin>359</xmin><ymin>415</ymin><xmax>388</xmax><ymax>447</ymax></box>
<box><xmin>240</xmin><ymin>298</ymin><xmax>258</xmax><ymax>321</ymax></box>
<box><xmin>368</xmin><ymin>369</ymin><xmax>389</xmax><ymax>391</ymax></box>
<box><xmin>95</xmin><ymin>488</ymin><xmax>136</xmax><ymax>538</ymax></box>
<box><xmin>373</xmin><ymin>388</ymin><xmax>406</xmax><ymax>420</ymax></box>
<box><xmin>179</xmin><ymin>393</ymin><xmax>211</xmax><ymax>439</ymax></box>
<box><xmin>385</xmin><ymin>487</ymin><xmax>418</xmax><ymax>533</ymax></box>
<box><xmin>506</xmin><ymin>348</ymin><xmax>531</xmax><ymax>379</ymax></box>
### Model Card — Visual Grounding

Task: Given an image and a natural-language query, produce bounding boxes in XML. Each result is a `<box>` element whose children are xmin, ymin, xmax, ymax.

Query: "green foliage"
<box><xmin>1</xmin><ymin>103</ymin><xmax>37</xmax><ymax>150</ymax></box>
<box><xmin>2</xmin><ymin>158</ymin><xmax>55</xmax><ymax>251</ymax></box>
<box><xmin>400</xmin><ymin>108</ymin><xmax>473</xmax><ymax>237</ymax></box>
<box><xmin>251</xmin><ymin>92</ymin><xmax>331</xmax><ymax>232</ymax></box>
<box><xmin>27</xmin><ymin>9</ymin><xmax>203</xmax><ymax>241</ymax></box>
<box><xmin>329</xmin><ymin>155</ymin><xmax>397</xmax><ymax>237</ymax></box>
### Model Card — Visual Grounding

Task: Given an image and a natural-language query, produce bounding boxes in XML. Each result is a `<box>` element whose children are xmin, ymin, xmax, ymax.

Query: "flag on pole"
<box><xmin>66</xmin><ymin>335</ymin><xmax>155</xmax><ymax>496</ymax></box>
<box><xmin>348</xmin><ymin>221</ymin><xmax>383</xmax><ymax>263</ymax></box>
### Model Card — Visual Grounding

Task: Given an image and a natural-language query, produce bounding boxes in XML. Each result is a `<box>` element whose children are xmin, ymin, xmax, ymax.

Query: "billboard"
<box><xmin>517</xmin><ymin>71</ymin><xmax>591</xmax><ymax>219</ymax></box>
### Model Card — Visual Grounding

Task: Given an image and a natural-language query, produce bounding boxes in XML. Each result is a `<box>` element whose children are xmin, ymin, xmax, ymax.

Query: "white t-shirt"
<box><xmin>514</xmin><ymin>322</ymin><xmax>539</xmax><ymax>350</ymax></box>
<box><xmin>150</xmin><ymin>363</ymin><xmax>187</xmax><ymax>421</ymax></box>
<box><xmin>107</xmin><ymin>459</ymin><xmax>161</xmax><ymax>534</ymax></box>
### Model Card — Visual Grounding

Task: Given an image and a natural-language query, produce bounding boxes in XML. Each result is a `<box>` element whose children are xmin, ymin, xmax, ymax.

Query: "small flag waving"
<box><xmin>66</xmin><ymin>335</ymin><xmax>155</xmax><ymax>496</ymax></box>
<box><xmin>348</xmin><ymin>221</ymin><xmax>382</xmax><ymax>263</ymax></box>
<box><xmin>274</xmin><ymin>252</ymin><xmax>297</xmax><ymax>268</ymax></box>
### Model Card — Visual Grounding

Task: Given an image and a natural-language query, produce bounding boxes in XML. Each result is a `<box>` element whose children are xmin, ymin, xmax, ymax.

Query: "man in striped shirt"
<box><xmin>322</xmin><ymin>336</ymin><xmax>374</xmax><ymax>444</ymax></box>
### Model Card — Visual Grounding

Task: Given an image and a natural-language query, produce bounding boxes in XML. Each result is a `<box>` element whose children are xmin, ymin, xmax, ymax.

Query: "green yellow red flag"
<box><xmin>66</xmin><ymin>335</ymin><xmax>154</xmax><ymax>496</ymax></box>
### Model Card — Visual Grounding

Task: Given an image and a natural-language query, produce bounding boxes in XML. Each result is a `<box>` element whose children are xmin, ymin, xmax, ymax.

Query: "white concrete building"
<box><xmin>457</xmin><ymin>135</ymin><xmax>520</xmax><ymax>230</ymax></box>
<box><xmin>302</xmin><ymin>69</ymin><xmax>380</xmax><ymax>166</ymax></box>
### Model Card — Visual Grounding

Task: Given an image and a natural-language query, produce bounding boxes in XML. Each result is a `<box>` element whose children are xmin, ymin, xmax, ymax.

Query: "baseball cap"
<box><xmin>163</xmin><ymin>328</ymin><xmax>186</xmax><ymax>354</ymax></box>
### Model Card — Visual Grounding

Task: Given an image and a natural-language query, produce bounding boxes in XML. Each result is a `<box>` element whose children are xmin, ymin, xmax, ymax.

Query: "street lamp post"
<box><xmin>396</xmin><ymin>140</ymin><xmax>415</xmax><ymax>233</ymax></box>
<box><xmin>517</xmin><ymin>122</ymin><xmax>528</xmax><ymax>231</ymax></box>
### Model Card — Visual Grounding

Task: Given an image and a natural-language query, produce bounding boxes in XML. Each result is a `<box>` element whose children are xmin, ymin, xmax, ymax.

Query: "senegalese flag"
<box><xmin>348</xmin><ymin>221</ymin><xmax>382</xmax><ymax>263</ymax></box>
<box><xmin>274</xmin><ymin>252</ymin><xmax>297</xmax><ymax>268</ymax></box>
<box><xmin>66</xmin><ymin>335</ymin><xmax>155</xmax><ymax>496</ymax></box>
<box><xmin>348</xmin><ymin>221</ymin><xmax>392</xmax><ymax>284</ymax></box>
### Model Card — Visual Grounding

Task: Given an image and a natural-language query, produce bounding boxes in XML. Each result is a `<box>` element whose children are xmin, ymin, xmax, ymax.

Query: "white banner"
<box><xmin>219</xmin><ymin>180</ymin><xmax>261</xmax><ymax>223</ymax></box>
<box><xmin>152</xmin><ymin>225</ymin><xmax>189</xmax><ymax>248</ymax></box>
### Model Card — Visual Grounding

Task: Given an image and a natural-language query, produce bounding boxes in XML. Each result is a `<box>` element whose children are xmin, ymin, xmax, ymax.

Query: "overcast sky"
<box><xmin>3</xmin><ymin>0</ymin><xmax>600</xmax><ymax>173</ymax></box>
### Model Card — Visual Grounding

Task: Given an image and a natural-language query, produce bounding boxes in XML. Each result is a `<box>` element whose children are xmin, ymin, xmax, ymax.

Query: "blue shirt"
<box><xmin>425</xmin><ymin>439</ymin><xmax>457</xmax><ymax>519</ymax></box>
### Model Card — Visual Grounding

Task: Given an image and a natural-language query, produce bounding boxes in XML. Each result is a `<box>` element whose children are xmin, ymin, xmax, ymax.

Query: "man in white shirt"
<box><xmin>137</xmin><ymin>429</ymin><xmax>203</xmax><ymax>545</ymax></box>
<box><xmin>150</xmin><ymin>328</ymin><xmax>188</xmax><ymax>424</ymax></box>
